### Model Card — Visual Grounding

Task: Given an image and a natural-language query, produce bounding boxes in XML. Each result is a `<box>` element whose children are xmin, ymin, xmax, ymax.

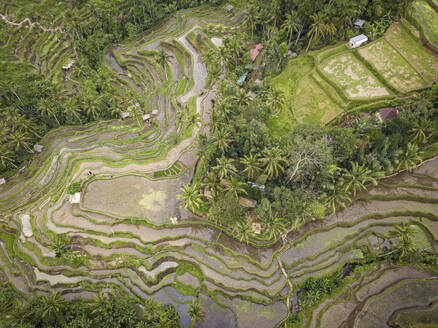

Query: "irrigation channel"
<box><xmin>0</xmin><ymin>6</ymin><xmax>438</xmax><ymax>328</ymax></box>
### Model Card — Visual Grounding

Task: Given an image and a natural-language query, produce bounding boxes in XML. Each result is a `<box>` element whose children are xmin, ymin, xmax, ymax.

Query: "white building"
<box><xmin>349</xmin><ymin>34</ymin><xmax>368</xmax><ymax>48</ymax></box>
<box><xmin>0</xmin><ymin>178</ymin><xmax>5</xmax><ymax>185</ymax></box>
<box><xmin>225</xmin><ymin>4</ymin><xmax>233</xmax><ymax>12</ymax></box>
<box><xmin>354</xmin><ymin>19</ymin><xmax>365</xmax><ymax>29</ymax></box>
<box><xmin>121</xmin><ymin>112</ymin><xmax>130</xmax><ymax>119</ymax></box>
<box><xmin>34</xmin><ymin>144</ymin><xmax>44</xmax><ymax>153</ymax></box>
<box><xmin>142</xmin><ymin>114</ymin><xmax>151</xmax><ymax>121</ymax></box>
<box><xmin>69</xmin><ymin>192</ymin><xmax>81</xmax><ymax>204</ymax></box>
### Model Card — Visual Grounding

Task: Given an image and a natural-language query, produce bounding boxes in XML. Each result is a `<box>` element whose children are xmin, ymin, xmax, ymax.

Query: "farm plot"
<box><xmin>358</xmin><ymin>38</ymin><xmax>426</xmax><ymax>93</ymax></box>
<box><xmin>321</xmin><ymin>52</ymin><xmax>390</xmax><ymax>99</ymax></box>
<box><xmin>386</xmin><ymin>21</ymin><xmax>438</xmax><ymax>84</ymax></box>
<box><xmin>413</xmin><ymin>0</ymin><xmax>438</xmax><ymax>48</ymax></box>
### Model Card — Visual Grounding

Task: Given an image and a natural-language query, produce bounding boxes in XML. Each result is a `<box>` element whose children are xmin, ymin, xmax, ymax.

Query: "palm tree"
<box><xmin>409</xmin><ymin>120</ymin><xmax>434</xmax><ymax>144</ymax></box>
<box><xmin>389</xmin><ymin>222</ymin><xmax>416</xmax><ymax>260</ymax></box>
<box><xmin>155</xmin><ymin>49</ymin><xmax>172</xmax><ymax>69</ymax></box>
<box><xmin>0</xmin><ymin>147</ymin><xmax>17</xmax><ymax>168</ymax></box>
<box><xmin>212</xmin><ymin>156</ymin><xmax>237</xmax><ymax>180</ymax></box>
<box><xmin>38</xmin><ymin>98</ymin><xmax>60</xmax><ymax>126</ymax></box>
<box><xmin>64</xmin><ymin>98</ymin><xmax>82</xmax><ymax>123</ymax></box>
<box><xmin>202</xmin><ymin>172</ymin><xmax>219</xmax><ymax>198</ymax></box>
<box><xmin>241</xmin><ymin>153</ymin><xmax>261</xmax><ymax>180</ymax></box>
<box><xmin>306</xmin><ymin>12</ymin><xmax>336</xmax><ymax>52</ymax></box>
<box><xmin>281</xmin><ymin>11</ymin><xmax>302</xmax><ymax>45</ymax></box>
<box><xmin>260</xmin><ymin>147</ymin><xmax>286</xmax><ymax>180</ymax></box>
<box><xmin>177</xmin><ymin>183</ymin><xmax>203</xmax><ymax>213</ymax></box>
<box><xmin>188</xmin><ymin>299</ymin><xmax>204</xmax><ymax>324</ymax></box>
<box><xmin>398</xmin><ymin>142</ymin><xmax>422</xmax><ymax>171</ymax></box>
<box><xmin>225</xmin><ymin>176</ymin><xmax>248</xmax><ymax>199</ymax></box>
<box><xmin>39</xmin><ymin>292</ymin><xmax>65</xmax><ymax>322</ymax></box>
<box><xmin>266</xmin><ymin>216</ymin><xmax>287</xmax><ymax>241</ymax></box>
<box><xmin>326</xmin><ymin>184</ymin><xmax>352</xmax><ymax>212</ymax></box>
<box><xmin>212</xmin><ymin>128</ymin><xmax>232</xmax><ymax>153</ymax></box>
<box><xmin>266</xmin><ymin>88</ymin><xmax>285</xmax><ymax>116</ymax></box>
<box><xmin>232</xmin><ymin>88</ymin><xmax>251</xmax><ymax>108</ymax></box>
<box><xmin>8</xmin><ymin>130</ymin><xmax>32</xmax><ymax>152</ymax></box>
<box><xmin>243</xmin><ymin>5</ymin><xmax>259</xmax><ymax>39</ymax></box>
<box><xmin>233</xmin><ymin>220</ymin><xmax>251</xmax><ymax>244</ymax></box>
<box><xmin>343</xmin><ymin>162</ymin><xmax>380</xmax><ymax>196</ymax></box>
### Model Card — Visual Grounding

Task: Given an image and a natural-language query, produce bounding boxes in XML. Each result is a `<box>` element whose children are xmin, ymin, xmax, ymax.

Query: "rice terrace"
<box><xmin>0</xmin><ymin>0</ymin><xmax>438</xmax><ymax>327</ymax></box>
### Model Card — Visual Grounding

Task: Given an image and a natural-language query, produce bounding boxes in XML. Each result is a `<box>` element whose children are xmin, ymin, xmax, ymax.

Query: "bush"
<box><xmin>66</xmin><ymin>182</ymin><xmax>81</xmax><ymax>195</ymax></box>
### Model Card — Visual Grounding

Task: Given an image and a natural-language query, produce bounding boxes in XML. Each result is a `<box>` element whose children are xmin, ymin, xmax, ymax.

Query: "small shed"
<box><xmin>354</xmin><ymin>19</ymin><xmax>365</xmax><ymax>29</ymax></box>
<box><xmin>250</xmin><ymin>44</ymin><xmax>264</xmax><ymax>61</ymax></box>
<box><xmin>239</xmin><ymin>197</ymin><xmax>256</xmax><ymax>208</ymax></box>
<box><xmin>69</xmin><ymin>192</ymin><xmax>81</xmax><ymax>204</ymax></box>
<box><xmin>376</xmin><ymin>107</ymin><xmax>398</xmax><ymax>122</ymax></box>
<box><xmin>254</xmin><ymin>79</ymin><xmax>263</xmax><ymax>87</ymax></box>
<box><xmin>0</xmin><ymin>178</ymin><xmax>5</xmax><ymax>185</ymax></box>
<box><xmin>34</xmin><ymin>144</ymin><xmax>44</xmax><ymax>153</ymax></box>
<box><xmin>248</xmin><ymin>91</ymin><xmax>257</xmax><ymax>101</ymax></box>
<box><xmin>142</xmin><ymin>114</ymin><xmax>151</xmax><ymax>121</ymax></box>
<box><xmin>225</xmin><ymin>4</ymin><xmax>234</xmax><ymax>12</ymax></box>
<box><xmin>237</xmin><ymin>71</ymin><xmax>248</xmax><ymax>86</ymax></box>
<box><xmin>251</xmin><ymin>222</ymin><xmax>261</xmax><ymax>235</ymax></box>
<box><xmin>121</xmin><ymin>112</ymin><xmax>130</xmax><ymax>119</ymax></box>
<box><xmin>151</xmin><ymin>109</ymin><xmax>159</xmax><ymax>116</ymax></box>
<box><xmin>349</xmin><ymin>34</ymin><xmax>368</xmax><ymax>48</ymax></box>
<box><xmin>62</xmin><ymin>59</ymin><xmax>75</xmax><ymax>71</ymax></box>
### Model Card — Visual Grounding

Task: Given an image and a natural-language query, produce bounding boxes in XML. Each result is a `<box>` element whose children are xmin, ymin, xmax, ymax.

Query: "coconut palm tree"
<box><xmin>232</xmin><ymin>88</ymin><xmax>252</xmax><ymax>108</ymax></box>
<box><xmin>326</xmin><ymin>184</ymin><xmax>352</xmax><ymax>213</ymax></box>
<box><xmin>154</xmin><ymin>49</ymin><xmax>172</xmax><ymax>70</ymax></box>
<box><xmin>39</xmin><ymin>292</ymin><xmax>65</xmax><ymax>323</ymax></box>
<box><xmin>202</xmin><ymin>172</ymin><xmax>219</xmax><ymax>198</ymax></box>
<box><xmin>38</xmin><ymin>98</ymin><xmax>60</xmax><ymax>126</ymax></box>
<box><xmin>225</xmin><ymin>176</ymin><xmax>248</xmax><ymax>199</ymax></box>
<box><xmin>212</xmin><ymin>156</ymin><xmax>237</xmax><ymax>180</ymax></box>
<box><xmin>233</xmin><ymin>220</ymin><xmax>251</xmax><ymax>244</ymax></box>
<box><xmin>389</xmin><ymin>222</ymin><xmax>416</xmax><ymax>260</ymax></box>
<box><xmin>410</xmin><ymin>120</ymin><xmax>434</xmax><ymax>144</ymax></box>
<box><xmin>0</xmin><ymin>147</ymin><xmax>17</xmax><ymax>169</ymax></box>
<box><xmin>343</xmin><ymin>162</ymin><xmax>380</xmax><ymax>196</ymax></box>
<box><xmin>188</xmin><ymin>299</ymin><xmax>204</xmax><ymax>324</ymax></box>
<box><xmin>260</xmin><ymin>147</ymin><xmax>286</xmax><ymax>180</ymax></box>
<box><xmin>177</xmin><ymin>183</ymin><xmax>203</xmax><ymax>213</ymax></box>
<box><xmin>243</xmin><ymin>5</ymin><xmax>259</xmax><ymax>39</ymax></box>
<box><xmin>212</xmin><ymin>128</ymin><xmax>232</xmax><ymax>154</ymax></box>
<box><xmin>241</xmin><ymin>153</ymin><xmax>261</xmax><ymax>180</ymax></box>
<box><xmin>266</xmin><ymin>216</ymin><xmax>287</xmax><ymax>241</ymax></box>
<box><xmin>8</xmin><ymin>130</ymin><xmax>32</xmax><ymax>153</ymax></box>
<box><xmin>265</xmin><ymin>88</ymin><xmax>285</xmax><ymax>116</ymax></box>
<box><xmin>64</xmin><ymin>98</ymin><xmax>82</xmax><ymax>123</ymax></box>
<box><xmin>397</xmin><ymin>142</ymin><xmax>422</xmax><ymax>171</ymax></box>
<box><xmin>306</xmin><ymin>12</ymin><xmax>336</xmax><ymax>52</ymax></box>
<box><xmin>281</xmin><ymin>11</ymin><xmax>302</xmax><ymax>45</ymax></box>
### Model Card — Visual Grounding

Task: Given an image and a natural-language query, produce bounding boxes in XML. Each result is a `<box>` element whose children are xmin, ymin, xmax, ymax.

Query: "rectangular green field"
<box><xmin>358</xmin><ymin>38</ymin><xmax>426</xmax><ymax>93</ymax></box>
<box><xmin>269</xmin><ymin>56</ymin><xmax>343</xmax><ymax>136</ymax></box>
<box><xmin>321</xmin><ymin>52</ymin><xmax>390</xmax><ymax>99</ymax></box>
<box><xmin>413</xmin><ymin>0</ymin><xmax>438</xmax><ymax>47</ymax></box>
<box><xmin>386</xmin><ymin>22</ymin><xmax>438</xmax><ymax>84</ymax></box>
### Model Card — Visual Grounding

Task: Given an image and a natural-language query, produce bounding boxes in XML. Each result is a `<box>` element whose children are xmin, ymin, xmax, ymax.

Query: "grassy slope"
<box><xmin>413</xmin><ymin>0</ymin><xmax>438</xmax><ymax>47</ymax></box>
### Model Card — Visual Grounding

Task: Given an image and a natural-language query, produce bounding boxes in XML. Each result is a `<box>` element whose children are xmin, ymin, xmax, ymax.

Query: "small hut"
<box><xmin>69</xmin><ymin>192</ymin><xmax>81</xmax><ymax>204</ymax></box>
<box><xmin>151</xmin><ymin>109</ymin><xmax>159</xmax><ymax>116</ymax></box>
<box><xmin>34</xmin><ymin>144</ymin><xmax>44</xmax><ymax>153</ymax></box>
<box><xmin>251</xmin><ymin>222</ymin><xmax>261</xmax><ymax>235</ymax></box>
<box><xmin>354</xmin><ymin>19</ymin><xmax>365</xmax><ymax>29</ymax></box>
<box><xmin>254</xmin><ymin>79</ymin><xmax>263</xmax><ymax>87</ymax></box>
<box><xmin>239</xmin><ymin>197</ymin><xmax>256</xmax><ymax>208</ymax></box>
<box><xmin>225</xmin><ymin>4</ymin><xmax>234</xmax><ymax>12</ymax></box>
<box><xmin>0</xmin><ymin>178</ymin><xmax>6</xmax><ymax>186</ymax></box>
<box><xmin>62</xmin><ymin>59</ymin><xmax>75</xmax><ymax>71</ymax></box>
<box><xmin>250</xmin><ymin>44</ymin><xmax>264</xmax><ymax>61</ymax></box>
<box><xmin>349</xmin><ymin>34</ymin><xmax>368</xmax><ymax>48</ymax></box>
<box><xmin>121</xmin><ymin>112</ymin><xmax>130</xmax><ymax>120</ymax></box>
<box><xmin>142</xmin><ymin>114</ymin><xmax>151</xmax><ymax>122</ymax></box>
<box><xmin>248</xmin><ymin>91</ymin><xmax>257</xmax><ymax>101</ymax></box>
<box><xmin>376</xmin><ymin>107</ymin><xmax>398</xmax><ymax>122</ymax></box>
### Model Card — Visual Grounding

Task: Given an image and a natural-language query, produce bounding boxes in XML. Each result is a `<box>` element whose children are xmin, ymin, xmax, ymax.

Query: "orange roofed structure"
<box><xmin>250</xmin><ymin>44</ymin><xmax>263</xmax><ymax>61</ymax></box>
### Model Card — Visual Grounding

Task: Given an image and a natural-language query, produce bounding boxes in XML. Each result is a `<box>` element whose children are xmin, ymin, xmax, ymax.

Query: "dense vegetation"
<box><xmin>0</xmin><ymin>286</ymin><xmax>181</xmax><ymax>328</ymax></box>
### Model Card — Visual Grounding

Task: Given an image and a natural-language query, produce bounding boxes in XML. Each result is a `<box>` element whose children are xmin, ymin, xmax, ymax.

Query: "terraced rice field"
<box><xmin>413</xmin><ymin>0</ymin><xmax>438</xmax><ymax>48</ymax></box>
<box><xmin>0</xmin><ymin>5</ymin><xmax>437</xmax><ymax>328</ymax></box>
<box><xmin>271</xmin><ymin>20</ymin><xmax>438</xmax><ymax>135</ymax></box>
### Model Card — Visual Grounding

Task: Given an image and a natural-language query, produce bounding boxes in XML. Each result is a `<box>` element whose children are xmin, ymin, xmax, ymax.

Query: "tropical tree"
<box><xmin>241</xmin><ymin>153</ymin><xmax>261</xmax><ymax>180</ymax></box>
<box><xmin>326</xmin><ymin>184</ymin><xmax>352</xmax><ymax>212</ymax></box>
<box><xmin>281</xmin><ymin>11</ymin><xmax>302</xmax><ymax>44</ymax></box>
<box><xmin>343</xmin><ymin>162</ymin><xmax>380</xmax><ymax>196</ymax></box>
<box><xmin>188</xmin><ymin>299</ymin><xmax>205</xmax><ymax>324</ymax></box>
<box><xmin>177</xmin><ymin>183</ymin><xmax>203</xmax><ymax>213</ymax></box>
<box><xmin>0</xmin><ymin>147</ymin><xmax>17</xmax><ymax>169</ymax></box>
<box><xmin>265</xmin><ymin>88</ymin><xmax>285</xmax><ymax>115</ymax></box>
<box><xmin>232</xmin><ymin>88</ymin><xmax>252</xmax><ymax>108</ymax></box>
<box><xmin>212</xmin><ymin>128</ymin><xmax>232</xmax><ymax>153</ymax></box>
<box><xmin>202</xmin><ymin>171</ymin><xmax>219</xmax><ymax>198</ymax></box>
<box><xmin>39</xmin><ymin>292</ymin><xmax>65</xmax><ymax>323</ymax></box>
<box><xmin>154</xmin><ymin>49</ymin><xmax>172</xmax><ymax>69</ymax></box>
<box><xmin>212</xmin><ymin>156</ymin><xmax>237</xmax><ymax>180</ymax></box>
<box><xmin>8</xmin><ymin>130</ymin><xmax>32</xmax><ymax>152</ymax></box>
<box><xmin>306</xmin><ymin>12</ymin><xmax>336</xmax><ymax>52</ymax></box>
<box><xmin>243</xmin><ymin>5</ymin><xmax>259</xmax><ymax>39</ymax></box>
<box><xmin>260</xmin><ymin>147</ymin><xmax>286</xmax><ymax>180</ymax></box>
<box><xmin>409</xmin><ymin>120</ymin><xmax>434</xmax><ymax>144</ymax></box>
<box><xmin>37</xmin><ymin>98</ymin><xmax>60</xmax><ymax>125</ymax></box>
<box><xmin>233</xmin><ymin>220</ymin><xmax>251</xmax><ymax>244</ymax></box>
<box><xmin>225</xmin><ymin>176</ymin><xmax>248</xmax><ymax>199</ymax></box>
<box><xmin>397</xmin><ymin>142</ymin><xmax>422</xmax><ymax>171</ymax></box>
<box><xmin>266</xmin><ymin>216</ymin><xmax>287</xmax><ymax>241</ymax></box>
<box><xmin>389</xmin><ymin>222</ymin><xmax>417</xmax><ymax>260</ymax></box>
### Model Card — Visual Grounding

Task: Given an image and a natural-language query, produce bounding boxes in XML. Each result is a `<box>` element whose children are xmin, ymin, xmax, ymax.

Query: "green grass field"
<box><xmin>358</xmin><ymin>38</ymin><xmax>426</xmax><ymax>93</ymax></box>
<box><xmin>413</xmin><ymin>0</ymin><xmax>438</xmax><ymax>47</ymax></box>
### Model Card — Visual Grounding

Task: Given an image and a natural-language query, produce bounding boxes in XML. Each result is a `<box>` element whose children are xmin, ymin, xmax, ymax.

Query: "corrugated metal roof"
<box><xmin>350</xmin><ymin>34</ymin><xmax>368</xmax><ymax>43</ymax></box>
